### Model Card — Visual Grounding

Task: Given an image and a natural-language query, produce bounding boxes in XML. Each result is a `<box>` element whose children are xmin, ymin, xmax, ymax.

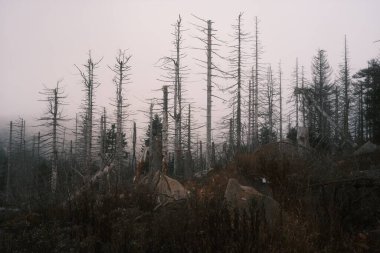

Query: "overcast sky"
<box><xmin>0</xmin><ymin>0</ymin><xmax>379</xmax><ymax>141</ymax></box>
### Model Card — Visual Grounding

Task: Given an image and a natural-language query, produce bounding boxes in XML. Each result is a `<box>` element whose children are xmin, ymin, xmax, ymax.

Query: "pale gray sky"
<box><xmin>0</xmin><ymin>0</ymin><xmax>379</xmax><ymax>140</ymax></box>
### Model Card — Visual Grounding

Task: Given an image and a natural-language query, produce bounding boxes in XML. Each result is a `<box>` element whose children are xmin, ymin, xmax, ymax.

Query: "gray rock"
<box><xmin>354</xmin><ymin>141</ymin><xmax>377</xmax><ymax>156</ymax></box>
<box><xmin>224</xmin><ymin>178</ymin><xmax>280</xmax><ymax>229</ymax></box>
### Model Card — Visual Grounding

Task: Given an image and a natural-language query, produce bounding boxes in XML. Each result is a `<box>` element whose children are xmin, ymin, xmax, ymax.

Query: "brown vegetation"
<box><xmin>1</xmin><ymin>145</ymin><xmax>379</xmax><ymax>252</ymax></box>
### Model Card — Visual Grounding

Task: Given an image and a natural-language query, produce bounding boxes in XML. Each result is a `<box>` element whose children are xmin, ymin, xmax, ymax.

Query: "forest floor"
<box><xmin>0</xmin><ymin>143</ymin><xmax>380</xmax><ymax>252</ymax></box>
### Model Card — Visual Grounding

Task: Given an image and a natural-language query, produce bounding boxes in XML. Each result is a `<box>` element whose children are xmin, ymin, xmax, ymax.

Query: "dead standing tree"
<box><xmin>184</xmin><ymin>104</ymin><xmax>193</xmax><ymax>178</ymax></box>
<box><xmin>278</xmin><ymin>62</ymin><xmax>283</xmax><ymax>141</ymax></box>
<box><xmin>38</xmin><ymin>81</ymin><xmax>67</xmax><ymax>194</ymax></box>
<box><xmin>6</xmin><ymin>121</ymin><xmax>13</xmax><ymax>202</ymax></box>
<box><xmin>132</xmin><ymin>121</ymin><xmax>137</xmax><ymax>175</ymax></box>
<box><xmin>286</xmin><ymin>58</ymin><xmax>300</xmax><ymax>132</ymax></box>
<box><xmin>109</xmin><ymin>50</ymin><xmax>131</xmax><ymax>181</ymax></box>
<box><xmin>295</xmin><ymin>58</ymin><xmax>300</xmax><ymax>129</ymax></box>
<box><xmin>252</xmin><ymin>16</ymin><xmax>263</xmax><ymax>150</ymax></box>
<box><xmin>162</xmin><ymin>86</ymin><xmax>169</xmax><ymax>174</ymax></box>
<box><xmin>226</xmin><ymin>13</ymin><xmax>249</xmax><ymax>151</ymax></box>
<box><xmin>75</xmin><ymin>52</ymin><xmax>102</xmax><ymax>180</ymax></box>
<box><xmin>6</xmin><ymin>118</ymin><xmax>28</xmax><ymax>202</ymax></box>
<box><xmin>158</xmin><ymin>15</ymin><xmax>189</xmax><ymax>176</ymax></box>
<box><xmin>191</xmin><ymin>15</ymin><xmax>226</xmax><ymax>170</ymax></box>
<box><xmin>173</xmin><ymin>16</ymin><xmax>185</xmax><ymax>176</ymax></box>
<box><xmin>339</xmin><ymin>35</ymin><xmax>352</xmax><ymax>141</ymax></box>
<box><xmin>301</xmin><ymin>66</ymin><xmax>307</xmax><ymax>127</ymax></box>
<box><xmin>263</xmin><ymin>65</ymin><xmax>279</xmax><ymax>143</ymax></box>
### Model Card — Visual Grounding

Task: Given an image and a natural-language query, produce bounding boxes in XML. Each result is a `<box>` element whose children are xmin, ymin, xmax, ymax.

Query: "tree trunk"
<box><xmin>206</xmin><ymin>20</ymin><xmax>212</xmax><ymax>170</ymax></box>
<box><xmin>162</xmin><ymin>86</ymin><xmax>169</xmax><ymax>174</ymax></box>
<box><xmin>279</xmin><ymin>63</ymin><xmax>283</xmax><ymax>141</ymax></box>
<box><xmin>236</xmin><ymin>13</ymin><xmax>242</xmax><ymax>150</ymax></box>
<box><xmin>6</xmin><ymin>121</ymin><xmax>13</xmax><ymax>203</ymax></box>
<box><xmin>253</xmin><ymin>16</ymin><xmax>260</xmax><ymax>149</ymax></box>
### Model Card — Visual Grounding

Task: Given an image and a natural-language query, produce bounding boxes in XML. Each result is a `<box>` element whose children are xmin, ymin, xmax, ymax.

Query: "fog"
<box><xmin>0</xmin><ymin>0</ymin><xmax>379</xmax><ymax>138</ymax></box>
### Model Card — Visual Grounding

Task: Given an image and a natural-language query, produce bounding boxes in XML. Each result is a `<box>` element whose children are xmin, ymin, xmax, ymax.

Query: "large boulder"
<box><xmin>354</xmin><ymin>141</ymin><xmax>378</xmax><ymax>156</ymax></box>
<box><xmin>224</xmin><ymin>178</ymin><xmax>280</xmax><ymax>228</ymax></box>
<box><xmin>141</xmin><ymin>171</ymin><xmax>188</xmax><ymax>205</ymax></box>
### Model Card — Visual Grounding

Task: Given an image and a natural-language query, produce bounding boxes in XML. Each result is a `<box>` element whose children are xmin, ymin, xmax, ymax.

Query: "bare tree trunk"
<box><xmin>236</xmin><ymin>13</ymin><xmax>242</xmax><ymax>150</ymax></box>
<box><xmin>62</xmin><ymin>127</ymin><xmax>66</xmax><ymax>155</ymax></box>
<box><xmin>253</xmin><ymin>16</ymin><xmax>260</xmax><ymax>149</ymax></box>
<box><xmin>248</xmin><ymin>79</ymin><xmax>252</xmax><ymax>150</ymax></box>
<box><xmin>199</xmin><ymin>140</ymin><xmax>203</xmax><ymax>171</ymax></box>
<box><xmin>358</xmin><ymin>82</ymin><xmax>364</xmax><ymax>143</ymax></box>
<box><xmin>301</xmin><ymin>66</ymin><xmax>306</xmax><ymax>127</ymax></box>
<box><xmin>38</xmin><ymin>81</ymin><xmax>67</xmax><ymax>195</ymax></box>
<box><xmin>174</xmin><ymin>65</ymin><xmax>179</xmax><ymax>175</ymax></box>
<box><xmin>19</xmin><ymin>119</ymin><xmax>23</xmax><ymax>153</ymax></box>
<box><xmin>162</xmin><ymin>86</ymin><xmax>169</xmax><ymax>174</ymax></box>
<box><xmin>22</xmin><ymin>120</ymin><xmax>26</xmax><ymax>173</ymax></box>
<box><xmin>295</xmin><ymin>58</ymin><xmax>299</xmax><ymax>129</ymax></box>
<box><xmin>51</xmin><ymin>86</ymin><xmax>59</xmax><ymax>193</ymax></box>
<box><xmin>185</xmin><ymin>104</ymin><xmax>193</xmax><ymax>179</ymax></box>
<box><xmin>37</xmin><ymin>132</ymin><xmax>40</xmax><ymax>164</ymax></box>
<box><xmin>335</xmin><ymin>86</ymin><xmax>339</xmax><ymax>142</ymax></box>
<box><xmin>86</xmin><ymin>59</ymin><xmax>94</xmax><ymax>174</ymax></box>
<box><xmin>279</xmin><ymin>62</ymin><xmax>283</xmax><ymax>141</ymax></box>
<box><xmin>6</xmin><ymin>121</ymin><xmax>13</xmax><ymax>203</ymax></box>
<box><xmin>173</xmin><ymin>16</ymin><xmax>183</xmax><ymax>176</ymax></box>
<box><xmin>149</xmin><ymin>103</ymin><xmax>154</xmax><ymax>171</ymax></box>
<box><xmin>229</xmin><ymin>118</ymin><xmax>234</xmax><ymax>157</ymax></box>
<box><xmin>318</xmin><ymin>52</ymin><xmax>325</xmax><ymax>137</ymax></box>
<box><xmin>76</xmin><ymin>55</ymin><xmax>95</xmax><ymax>177</ymax></box>
<box><xmin>74</xmin><ymin>114</ymin><xmax>78</xmax><ymax>155</ymax></box>
<box><xmin>99</xmin><ymin>108</ymin><xmax>106</xmax><ymax>168</ymax></box>
<box><xmin>343</xmin><ymin>35</ymin><xmax>350</xmax><ymax>140</ymax></box>
<box><xmin>266</xmin><ymin>66</ymin><xmax>274</xmax><ymax>141</ymax></box>
<box><xmin>115</xmin><ymin>60</ymin><xmax>124</xmax><ymax>176</ymax></box>
<box><xmin>211</xmin><ymin>142</ymin><xmax>215</xmax><ymax>166</ymax></box>
<box><xmin>206</xmin><ymin>20</ymin><xmax>212</xmax><ymax>170</ymax></box>
<box><xmin>109</xmin><ymin>50</ymin><xmax>131</xmax><ymax>183</ymax></box>
<box><xmin>132</xmin><ymin>121</ymin><xmax>137</xmax><ymax>175</ymax></box>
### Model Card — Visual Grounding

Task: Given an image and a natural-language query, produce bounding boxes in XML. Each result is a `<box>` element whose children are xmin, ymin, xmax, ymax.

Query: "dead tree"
<box><xmin>149</xmin><ymin>103</ymin><xmax>154</xmax><ymax>171</ymax></box>
<box><xmin>109</xmin><ymin>50</ymin><xmax>131</xmax><ymax>178</ymax></box>
<box><xmin>301</xmin><ymin>66</ymin><xmax>306</xmax><ymax>127</ymax></box>
<box><xmin>263</xmin><ymin>65</ymin><xmax>278</xmax><ymax>142</ymax></box>
<box><xmin>74</xmin><ymin>113</ymin><xmax>78</xmax><ymax>155</ymax></box>
<box><xmin>75</xmin><ymin>52</ymin><xmax>102</xmax><ymax>178</ymax></box>
<box><xmin>162</xmin><ymin>86</ymin><xmax>169</xmax><ymax>174</ymax></box>
<box><xmin>99</xmin><ymin>107</ymin><xmax>107</xmax><ymax>169</ymax></box>
<box><xmin>229</xmin><ymin>118</ymin><xmax>234</xmax><ymax>157</ymax></box>
<box><xmin>5</xmin><ymin>118</ymin><xmax>25</xmax><ymax>202</ymax></box>
<box><xmin>173</xmin><ymin>16</ymin><xmax>184</xmax><ymax>176</ymax></box>
<box><xmin>184</xmin><ymin>104</ymin><xmax>193</xmax><ymax>179</ymax></box>
<box><xmin>37</xmin><ymin>132</ymin><xmax>40</xmax><ymax>164</ymax></box>
<box><xmin>191</xmin><ymin>15</ymin><xmax>225</xmax><ymax>169</ymax></box>
<box><xmin>253</xmin><ymin>16</ymin><xmax>262</xmax><ymax>149</ymax></box>
<box><xmin>248</xmin><ymin>77</ymin><xmax>253</xmax><ymax>150</ymax></box>
<box><xmin>38</xmin><ymin>81</ymin><xmax>67</xmax><ymax>193</ymax></box>
<box><xmin>206</xmin><ymin>20</ymin><xmax>212</xmax><ymax>168</ymax></box>
<box><xmin>295</xmin><ymin>58</ymin><xmax>299</xmax><ymax>129</ymax></box>
<box><xmin>132</xmin><ymin>121</ymin><xmax>137</xmax><ymax>175</ymax></box>
<box><xmin>340</xmin><ymin>35</ymin><xmax>351</xmax><ymax>140</ymax></box>
<box><xmin>278</xmin><ymin>62</ymin><xmax>283</xmax><ymax>141</ymax></box>
<box><xmin>334</xmin><ymin>86</ymin><xmax>340</xmax><ymax>142</ymax></box>
<box><xmin>248</xmin><ymin>65</ymin><xmax>257</xmax><ymax>150</ymax></box>
<box><xmin>158</xmin><ymin>15</ymin><xmax>188</xmax><ymax>176</ymax></box>
<box><xmin>6</xmin><ymin>121</ymin><xmax>13</xmax><ymax>203</ymax></box>
<box><xmin>227</xmin><ymin>13</ymin><xmax>249</xmax><ymax>151</ymax></box>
